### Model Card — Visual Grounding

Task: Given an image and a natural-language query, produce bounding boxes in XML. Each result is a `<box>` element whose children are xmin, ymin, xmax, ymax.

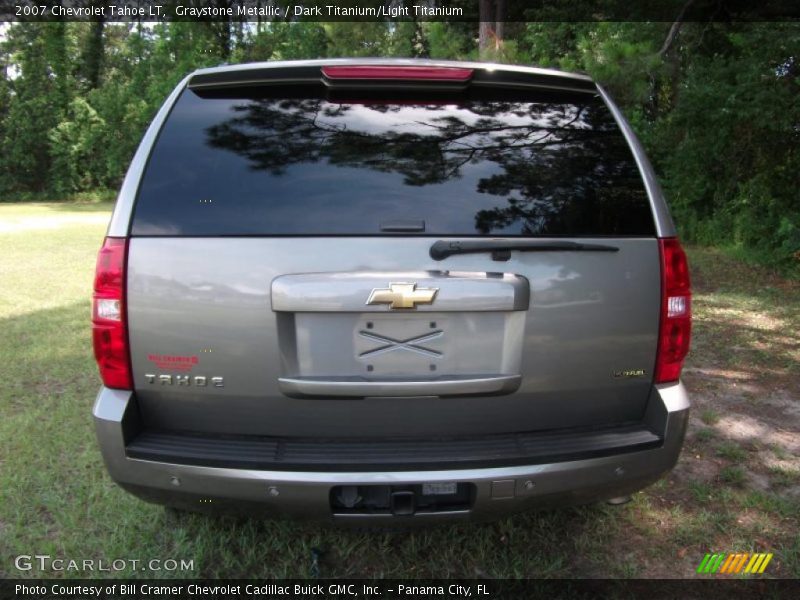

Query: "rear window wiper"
<box><xmin>429</xmin><ymin>239</ymin><xmax>619</xmax><ymax>261</ymax></box>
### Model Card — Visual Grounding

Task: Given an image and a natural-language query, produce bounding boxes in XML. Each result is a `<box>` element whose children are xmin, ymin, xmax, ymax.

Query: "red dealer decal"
<box><xmin>147</xmin><ymin>354</ymin><xmax>199</xmax><ymax>372</ymax></box>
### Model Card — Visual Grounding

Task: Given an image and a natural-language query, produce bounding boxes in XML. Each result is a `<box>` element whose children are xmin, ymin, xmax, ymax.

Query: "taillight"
<box><xmin>92</xmin><ymin>237</ymin><xmax>132</xmax><ymax>389</ymax></box>
<box><xmin>321</xmin><ymin>65</ymin><xmax>474</xmax><ymax>81</ymax></box>
<box><xmin>655</xmin><ymin>238</ymin><xmax>692</xmax><ymax>383</ymax></box>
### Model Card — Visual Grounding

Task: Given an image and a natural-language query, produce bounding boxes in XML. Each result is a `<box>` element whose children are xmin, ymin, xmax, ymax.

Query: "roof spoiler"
<box><xmin>187</xmin><ymin>63</ymin><xmax>598</xmax><ymax>94</ymax></box>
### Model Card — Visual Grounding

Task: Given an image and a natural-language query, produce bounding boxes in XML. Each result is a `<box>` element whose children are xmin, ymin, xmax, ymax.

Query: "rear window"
<box><xmin>131</xmin><ymin>85</ymin><xmax>655</xmax><ymax>236</ymax></box>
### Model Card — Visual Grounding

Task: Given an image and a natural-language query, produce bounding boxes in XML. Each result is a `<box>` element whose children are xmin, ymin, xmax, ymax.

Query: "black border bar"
<box><xmin>3</xmin><ymin>578</ymin><xmax>800</xmax><ymax>600</ymax></box>
<box><xmin>3</xmin><ymin>0</ymin><xmax>800</xmax><ymax>23</ymax></box>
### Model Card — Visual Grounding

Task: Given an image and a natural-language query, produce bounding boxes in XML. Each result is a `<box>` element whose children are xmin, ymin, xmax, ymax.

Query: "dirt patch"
<box><xmin>673</xmin><ymin>447</ymin><xmax>719</xmax><ymax>485</ymax></box>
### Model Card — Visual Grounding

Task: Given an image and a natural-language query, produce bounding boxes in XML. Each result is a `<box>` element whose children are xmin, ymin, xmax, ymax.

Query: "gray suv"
<box><xmin>92</xmin><ymin>59</ymin><xmax>692</xmax><ymax>523</ymax></box>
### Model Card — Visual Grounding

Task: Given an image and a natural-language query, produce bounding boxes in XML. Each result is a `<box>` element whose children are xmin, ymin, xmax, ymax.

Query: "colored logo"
<box><xmin>697</xmin><ymin>552</ymin><xmax>773</xmax><ymax>574</ymax></box>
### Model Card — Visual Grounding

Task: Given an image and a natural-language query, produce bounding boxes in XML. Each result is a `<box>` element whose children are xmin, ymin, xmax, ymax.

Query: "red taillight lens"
<box><xmin>92</xmin><ymin>237</ymin><xmax>132</xmax><ymax>389</ymax></box>
<box><xmin>655</xmin><ymin>238</ymin><xmax>692</xmax><ymax>383</ymax></box>
<box><xmin>321</xmin><ymin>65</ymin><xmax>474</xmax><ymax>81</ymax></box>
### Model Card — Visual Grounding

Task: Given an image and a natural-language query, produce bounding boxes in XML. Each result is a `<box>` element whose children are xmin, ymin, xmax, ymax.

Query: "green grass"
<box><xmin>768</xmin><ymin>467</ymin><xmax>799</xmax><ymax>488</ymax></box>
<box><xmin>719</xmin><ymin>466</ymin><xmax>747</xmax><ymax>487</ymax></box>
<box><xmin>1</xmin><ymin>204</ymin><xmax>798</xmax><ymax>579</ymax></box>
<box><xmin>700</xmin><ymin>409</ymin><xmax>720</xmax><ymax>426</ymax></box>
<box><xmin>715</xmin><ymin>442</ymin><xmax>749</xmax><ymax>463</ymax></box>
<box><xmin>687</xmin><ymin>482</ymin><xmax>714</xmax><ymax>504</ymax></box>
<box><xmin>688</xmin><ymin>246</ymin><xmax>800</xmax><ymax>383</ymax></box>
<box><xmin>694</xmin><ymin>428</ymin><xmax>716</xmax><ymax>443</ymax></box>
<box><xmin>770</xmin><ymin>445</ymin><xmax>791</xmax><ymax>461</ymax></box>
<box><xmin>721</xmin><ymin>243</ymin><xmax>800</xmax><ymax>281</ymax></box>
<box><xmin>0</xmin><ymin>190</ymin><xmax>117</xmax><ymax>204</ymax></box>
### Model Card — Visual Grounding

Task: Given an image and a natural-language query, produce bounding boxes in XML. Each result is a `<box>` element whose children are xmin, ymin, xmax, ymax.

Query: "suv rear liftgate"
<box><xmin>92</xmin><ymin>60</ymin><xmax>691</xmax><ymax>521</ymax></box>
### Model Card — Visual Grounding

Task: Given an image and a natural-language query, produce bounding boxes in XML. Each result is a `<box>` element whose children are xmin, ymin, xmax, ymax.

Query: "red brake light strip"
<box><xmin>322</xmin><ymin>65</ymin><xmax>474</xmax><ymax>82</ymax></box>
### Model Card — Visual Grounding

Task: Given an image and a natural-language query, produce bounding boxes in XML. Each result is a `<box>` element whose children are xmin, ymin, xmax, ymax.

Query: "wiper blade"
<box><xmin>429</xmin><ymin>239</ymin><xmax>619</xmax><ymax>261</ymax></box>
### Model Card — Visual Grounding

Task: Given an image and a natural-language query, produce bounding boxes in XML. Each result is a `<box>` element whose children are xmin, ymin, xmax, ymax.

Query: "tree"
<box><xmin>1</xmin><ymin>23</ymin><xmax>73</xmax><ymax>194</ymax></box>
<box><xmin>479</xmin><ymin>0</ymin><xmax>507</xmax><ymax>58</ymax></box>
<box><xmin>326</xmin><ymin>23</ymin><xmax>388</xmax><ymax>57</ymax></box>
<box><xmin>49</xmin><ymin>97</ymin><xmax>107</xmax><ymax>193</ymax></box>
<box><xmin>0</xmin><ymin>19</ymin><xmax>796</xmax><ymax>272</ymax></box>
<box><xmin>78</xmin><ymin>14</ymin><xmax>105</xmax><ymax>90</ymax></box>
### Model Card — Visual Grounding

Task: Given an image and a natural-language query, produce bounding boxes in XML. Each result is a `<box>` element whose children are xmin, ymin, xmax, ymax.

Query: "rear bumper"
<box><xmin>93</xmin><ymin>383</ymin><xmax>689</xmax><ymax>523</ymax></box>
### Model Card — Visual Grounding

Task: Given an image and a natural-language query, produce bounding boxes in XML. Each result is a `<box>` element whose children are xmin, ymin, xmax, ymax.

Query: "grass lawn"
<box><xmin>1</xmin><ymin>201</ymin><xmax>798</xmax><ymax>579</ymax></box>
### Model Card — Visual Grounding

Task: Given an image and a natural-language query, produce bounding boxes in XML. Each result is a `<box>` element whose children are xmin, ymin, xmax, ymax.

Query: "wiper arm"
<box><xmin>429</xmin><ymin>239</ymin><xmax>619</xmax><ymax>261</ymax></box>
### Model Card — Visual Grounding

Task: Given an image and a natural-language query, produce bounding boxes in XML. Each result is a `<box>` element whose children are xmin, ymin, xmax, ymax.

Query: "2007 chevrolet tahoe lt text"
<box><xmin>91</xmin><ymin>59</ymin><xmax>692</xmax><ymax>523</ymax></box>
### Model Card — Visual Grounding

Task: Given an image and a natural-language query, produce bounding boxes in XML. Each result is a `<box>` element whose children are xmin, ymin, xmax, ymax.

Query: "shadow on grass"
<box><xmin>24</xmin><ymin>200</ymin><xmax>115</xmax><ymax>214</ymax></box>
<box><xmin>160</xmin><ymin>502</ymin><xmax>620</xmax><ymax>578</ymax></box>
<box><xmin>687</xmin><ymin>245</ymin><xmax>800</xmax><ymax>292</ymax></box>
<box><xmin>690</xmin><ymin>310</ymin><xmax>799</xmax><ymax>390</ymax></box>
<box><xmin>0</xmin><ymin>301</ymin><xmax>99</xmax><ymax>414</ymax></box>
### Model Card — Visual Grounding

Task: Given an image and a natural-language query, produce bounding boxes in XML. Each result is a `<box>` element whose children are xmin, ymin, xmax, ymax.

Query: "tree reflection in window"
<box><xmin>132</xmin><ymin>89</ymin><xmax>654</xmax><ymax>237</ymax></box>
<box><xmin>203</xmin><ymin>96</ymin><xmax>651</xmax><ymax>236</ymax></box>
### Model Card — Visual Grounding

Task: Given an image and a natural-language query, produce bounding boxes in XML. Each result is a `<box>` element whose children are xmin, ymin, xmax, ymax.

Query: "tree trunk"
<box><xmin>479</xmin><ymin>0</ymin><xmax>495</xmax><ymax>57</ymax></box>
<box><xmin>479</xmin><ymin>0</ymin><xmax>507</xmax><ymax>57</ymax></box>
<box><xmin>659</xmin><ymin>0</ymin><xmax>695</xmax><ymax>57</ymax></box>
<box><xmin>495</xmin><ymin>0</ymin><xmax>506</xmax><ymax>51</ymax></box>
<box><xmin>83</xmin><ymin>19</ymin><xmax>105</xmax><ymax>90</ymax></box>
<box><xmin>213</xmin><ymin>0</ymin><xmax>233</xmax><ymax>60</ymax></box>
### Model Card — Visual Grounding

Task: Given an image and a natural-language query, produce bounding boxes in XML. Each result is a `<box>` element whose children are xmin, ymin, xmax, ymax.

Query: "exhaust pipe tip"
<box><xmin>606</xmin><ymin>495</ymin><xmax>632</xmax><ymax>506</ymax></box>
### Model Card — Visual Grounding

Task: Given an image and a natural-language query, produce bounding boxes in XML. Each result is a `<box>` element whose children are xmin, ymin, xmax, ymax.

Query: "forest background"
<box><xmin>1</xmin><ymin>4</ymin><xmax>797</xmax><ymax>273</ymax></box>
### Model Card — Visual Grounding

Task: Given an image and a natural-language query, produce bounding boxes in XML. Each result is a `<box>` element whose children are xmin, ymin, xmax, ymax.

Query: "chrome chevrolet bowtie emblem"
<box><xmin>366</xmin><ymin>282</ymin><xmax>439</xmax><ymax>309</ymax></box>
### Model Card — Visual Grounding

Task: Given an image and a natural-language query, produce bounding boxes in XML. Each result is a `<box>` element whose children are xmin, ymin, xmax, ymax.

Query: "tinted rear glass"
<box><xmin>131</xmin><ymin>85</ymin><xmax>655</xmax><ymax>236</ymax></box>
